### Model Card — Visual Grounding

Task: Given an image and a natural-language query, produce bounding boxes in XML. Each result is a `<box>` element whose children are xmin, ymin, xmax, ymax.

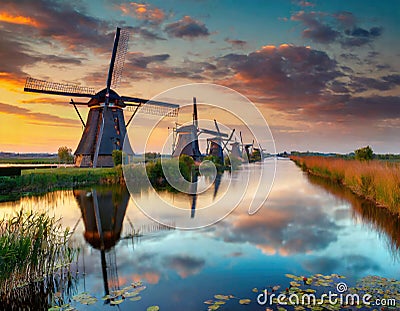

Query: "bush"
<box><xmin>58</xmin><ymin>146</ymin><xmax>73</xmax><ymax>164</ymax></box>
<box><xmin>355</xmin><ymin>146</ymin><xmax>373</xmax><ymax>161</ymax></box>
<box><xmin>112</xmin><ymin>150</ymin><xmax>123</xmax><ymax>166</ymax></box>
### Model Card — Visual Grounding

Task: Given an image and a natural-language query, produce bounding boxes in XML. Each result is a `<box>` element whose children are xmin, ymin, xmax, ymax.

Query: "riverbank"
<box><xmin>0</xmin><ymin>166</ymin><xmax>124</xmax><ymax>202</ymax></box>
<box><xmin>291</xmin><ymin>156</ymin><xmax>400</xmax><ymax>215</ymax></box>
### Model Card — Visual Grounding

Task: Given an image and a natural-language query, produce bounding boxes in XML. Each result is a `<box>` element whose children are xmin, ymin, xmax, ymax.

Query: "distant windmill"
<box><xmin>206</xmin><ymin>120</ymin><xmax>235</xmax><ymax>164</ymax></box>
<box><xmin>172</xmin><ymin>97</ymin><xmax>229</xmax><ymax>161</ymax></box>
<box><xmin>24</xmin><ymin>27</ymin><xmax>179</xmax><ymax>167</ymax></box>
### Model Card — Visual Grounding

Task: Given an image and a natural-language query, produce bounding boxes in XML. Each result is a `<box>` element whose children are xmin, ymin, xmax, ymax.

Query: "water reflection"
<box><xmin>1</xmin><ymin>161</ymin><xmax>399</xmax><ymax>310</ymax></box>
<box><xmin>73</xmin><ymin>186</ymin><xmax>129</xmax><ymax>298</ymax></box>
<box><xmin>307</xmin><ymin>174</ymin><xmax>400</xmax><ymax>253</ymax></box>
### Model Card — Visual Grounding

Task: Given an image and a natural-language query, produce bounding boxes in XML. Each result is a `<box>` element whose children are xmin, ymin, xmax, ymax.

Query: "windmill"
<box><xmin>24</xmin><ymin>27</ymin><xmax>179</xmax><ymax>167</ymax></box>
<box><xmin>206</xmin><ymin>120</ymin><xmax>235</xmax><ymax>164</ymax></box>
<box><xmin>172</xmin><ymin>97</ymin><xmax>229</xmax><ymax>161</ymax></box>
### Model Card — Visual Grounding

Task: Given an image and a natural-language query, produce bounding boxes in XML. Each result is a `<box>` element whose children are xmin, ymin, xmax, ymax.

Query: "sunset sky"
<box><xmin>0</xmin><ymin>0</ymin><xmax>399</xmax><ymax>154</ymax></box>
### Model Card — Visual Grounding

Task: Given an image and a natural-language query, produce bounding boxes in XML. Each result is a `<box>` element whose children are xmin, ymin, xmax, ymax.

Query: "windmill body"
<box><xmin>24</xmin><ymin>27</ymin><xmax>179</xmax><ymax>167</ymax></box>
<box><xmin>172</xmin><ymin>124</ymin><xmax>201</xmax><ymax>160</ymax></box>
<box><xmin>74</xmin><ymin>89</ymin><xmax>127</xmax><ymax>167</ymax></box>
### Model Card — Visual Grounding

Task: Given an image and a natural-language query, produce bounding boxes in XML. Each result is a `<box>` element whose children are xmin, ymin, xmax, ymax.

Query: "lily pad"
<box><xmin>146</xmin><ymin>306</ymin><xmax>160</xmax><ymax>311</ymax></box>
<box><xmin>214</xmin><ymin>294</ymin><xmax>229</xmax><ymax>300</ymax></box>
<box><xmin>239</xmin><ymin>299</ymin><xmax>251</xmax><ymax>305</ymax></box>
<box><xmin>110</xmin><ymin>299</ymin><xmax>124</xmax><ymax>305</ymax></box>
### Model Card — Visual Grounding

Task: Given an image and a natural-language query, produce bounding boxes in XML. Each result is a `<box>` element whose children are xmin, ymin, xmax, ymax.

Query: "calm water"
<box><xmin>1</xmin><ymin>159</ymin><xmax>399</xmax><ymax>310</ymax></box>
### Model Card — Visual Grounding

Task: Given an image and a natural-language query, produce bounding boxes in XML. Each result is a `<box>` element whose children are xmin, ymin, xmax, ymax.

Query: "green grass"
<box><xmin>0</xmin><ymin>157</ymin><xmax>58</xmax><ymax>164</ymax></box>
<box><xmin>0</xmin><ymin>210</ymin><xmax>78</xmax><ymax>298</ymax></box>
<box><xmin>0</xmin><ymin>166</ymin><xmax>123</xmax><ymax>202</ymax></box>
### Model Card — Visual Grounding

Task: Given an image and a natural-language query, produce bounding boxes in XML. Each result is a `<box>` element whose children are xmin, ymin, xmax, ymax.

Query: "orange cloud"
<box><xmin>118</xmin><ymin>2</ymin><xmax>165</xmax><ymax>24</ymax></box>
<box><xmin>132</xmin><ymin>272</ymin><xmax>160</xmax><ymax>284</ymax></box>
<box><xmin>0</xmin><ymin>12</ymin><xmax>40</xmax><ymax>27</ymax></box>
<box><xmin>0</xmin><ymin>73</ymin><xmax>25</xmax><ymax>92</ymax></box>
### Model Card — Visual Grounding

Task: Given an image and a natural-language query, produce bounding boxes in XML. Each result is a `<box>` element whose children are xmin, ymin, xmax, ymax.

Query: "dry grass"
<box><xmin>291</xmin><ymin>156</ymin><xmax>400</xmax><ymax>214</ymax></box>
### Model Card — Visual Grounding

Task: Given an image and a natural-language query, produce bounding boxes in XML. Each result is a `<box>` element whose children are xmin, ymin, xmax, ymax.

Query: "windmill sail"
<box><xmin>111</xmin><ymin>28</ymin><xmax>129</xmax><ymax>89</ymax></box>
<box><xmin>24</xmin><ymin>77</ymin><xmax>96</xmax><ymax>98</ymax></box>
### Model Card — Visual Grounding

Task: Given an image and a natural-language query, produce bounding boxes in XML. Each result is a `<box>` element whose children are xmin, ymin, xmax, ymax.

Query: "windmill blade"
<box><xmin>105</xmin><ymin>27</ymin><xmax>122</xmax><ymax>99</ymax></box>
<box><xmin>123</xmin><ymin>96</ymin><xmax>179</xmax><ymax>117</ymax></box>
<box><xmin>193</xmin><ymin>97</ymin><xmax>198</xmax><ymax>129</ymax></box>
<box><xmin>213</xmin><ymin>119</ymin><xmax>221</xmax><ymax>137</ymax></box>
<box><xmin>111</xmin><ymin>28</ymin><xmax>129</xmax><ymax>89</ymax></box>
<box><xmin>24</xmin><ymin>77</ymin><xmax>96</xmax><ymax>98</ymax></box>
<box><xmin>200</xmin><ymin>128</ymin><xmax>229</xmax><ymax>137</ymax></box>
<box><xmin>222</xmin><ymin>129</ymin><xmax>235</xmax><ymax>151</ymax></box>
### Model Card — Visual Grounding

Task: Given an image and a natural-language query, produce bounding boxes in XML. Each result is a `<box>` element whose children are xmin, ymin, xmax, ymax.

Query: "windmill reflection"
<box><xmin>189</xmin><ymin>172</ymin><xmax>222</xmax><ymax>218</ymax></box>
<box><xmin>73</xmin><ymin>186</ymin><xmax>130</xmax><ymax>298</ymax></box>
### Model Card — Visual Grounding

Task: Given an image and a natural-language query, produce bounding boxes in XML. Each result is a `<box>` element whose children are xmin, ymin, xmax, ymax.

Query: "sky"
<box><xmin>0</xmin><ymin>0</ymin><xmax>399</xmax><ymax>154</ymax></box>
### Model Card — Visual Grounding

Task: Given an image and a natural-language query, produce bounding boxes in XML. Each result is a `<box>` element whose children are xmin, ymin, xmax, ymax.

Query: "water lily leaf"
<box><xmin>204</xmin><ymin>300</ymin><xmax>214</xmax><ymax>304</ymax></box>
<box><xmin>124</xmin><ymin>291</ymin><xmax>140</xmax><ymax>297</ymax></box>
<box><xmin>110</xmin><ymin>299</ymin><xmax>124</xmax><ymax>305</ymax></box>
<box><xmin>239</xmin><ymin>299</ymin><xmax>251</xmax><ymax>305</ymax></box>
<box><xmin>215</xmin><ymin>301</ymin><xmax>226</xmax><ymax>305</ymax></box>
<box><xmin>146</xmin><ymin>306</ymin><xmax>160</xmax><ymax>311</ymax></box>
<box><xmin>252</xmin><ymin>287</ymin><xmax>258</xmax><ymax>292</ymax></box>
<box><xmin>208</xmin><ymin>305</ymin><xmax>220</xmax><ymax>310</ymax></box>
<box><xmin>214</xmin><ymin>294</ymin><xmax>229</xmax><ymax>300</ymax></box>
<box><xmin>130</xmin><ymin>296</ymin><xmax>142</xmax><ymax>301</ymax></box>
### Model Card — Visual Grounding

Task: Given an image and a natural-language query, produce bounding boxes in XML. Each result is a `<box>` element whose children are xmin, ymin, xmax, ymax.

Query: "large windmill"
<box><xmin>24</xmin><ymin>27</ymin><xmax>179</xmax><ymax>167</ymax></box>
<box><xmin>172</xmin><ymin>97</ymin><xmax>229</xmax><ymax>161</ymax></box>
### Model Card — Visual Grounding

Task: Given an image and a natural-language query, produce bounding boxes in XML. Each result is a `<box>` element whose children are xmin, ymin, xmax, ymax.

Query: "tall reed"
<box><xmin>0</xmin><ymin>210</ymin><xmax>79</xmax><ymax>298</ymax></box>
<box><xmin>291</xmin><ymin>156</ymin><xmax>400</xmax><ymax>215</ymax></box>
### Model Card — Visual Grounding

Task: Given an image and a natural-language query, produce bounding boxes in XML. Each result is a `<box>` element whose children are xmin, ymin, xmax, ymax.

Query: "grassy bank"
<box><xmin>0</xmin><ymin>166</ymin><xmax>123</xmax><ymax>202</ymax></box>
<box><xmin>0</xmin><ymin>157</ymin><xmax>58</xmax><ymax>164</ymax></box>
<box><xmin>291</xmin><ymin>156</ymin><xmax>400</xmax><ymax>215</ymax></box>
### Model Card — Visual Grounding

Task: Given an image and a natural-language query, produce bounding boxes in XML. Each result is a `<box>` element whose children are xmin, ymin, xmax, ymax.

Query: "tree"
<box><xmin>58</xmin><ymin>146</ymin><xmax>73</xmax><ymax>164</ymax></box>
<box><xmin>112</xmin><ymin>150</ymin><xmax>123</xmax><ymax>166</ymax></box>
<box><xmin>355</xmin><ymin>145</ymin><xmax>373</xmax><ymax>161</ymax></box>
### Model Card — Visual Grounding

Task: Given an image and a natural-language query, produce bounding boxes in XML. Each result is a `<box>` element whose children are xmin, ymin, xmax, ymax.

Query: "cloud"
<box><xmin>291</xmin><ymin>11</ymin><xmax>339</xmax><ymax>44</ymax></box>
<box><xmin>225</xmin><ymin>38</ymin><xmax>247</xmax><ymax>49</ymax></box>
<box><xmin>350</xmin><ymin>74</ymin><xmax>400</xmax><ymax>92</ymax></box>
<box><xmin>345</xmin><ymin>27</ymin><xmax>382</xmax><ymax>38</ymax></box>
<box><xmin>216</xmin><ymin>44</ymin><xmax>341</xmax><ymax>101</ymax></box>
<box><xmin>126</xmin><ymin>53</ymin><xmax>170</xmax><ymax>69</ymax></box>
<box><xmin>333</xmin><ymin>11</ymin><xmax>356</xmax><ymax>28</ymax></box>
<box><xmin>21</xmin><ymin>97</ymin><xmax>72</xmax><ymax>106</ymax></box>
<box><xmin>297</xmin><ymin>0</ymin><xmax>315</xmax><ymax>7</ymax></box>
<box><xmin>130</xmin><ymin>26</ymin><xmax>166</xmax><ymax>41</ymax></box>
<box><xmin>341</xmin><ymin>27</ymin><xmax>383</xmax><ymax>48</ymax></box>
<box><xmin>165</xmin><ymin>16</ymin><xmax>210</xmax><ymax>39</ymax></box>
<box><xmin>0</xmin><ymin>29</ymin><xmax>38</xmax><ymax>78</ymax></box>
<box><xmin>0</xmin><ymin>11</ymin><xmax>41</xmax><ymax>27</ymax></box>
<box><xmin>0</xmin><ymin>0</ymin><xmax>114</xmax><ymax>52</ymax></box>
<box><xmin>0</xmin><ymin>102</ymin><xmax>78</xmax><ymax>127</ymax></box>
<box><xmin>118</xmin><ymin>2</ymin><xmax>165</xmax><ymax>25</ymax></box>
<box><xmin>164</xmin><ymin>254</ymin><xmax>205</xmax><ymax>278</ymax></box>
